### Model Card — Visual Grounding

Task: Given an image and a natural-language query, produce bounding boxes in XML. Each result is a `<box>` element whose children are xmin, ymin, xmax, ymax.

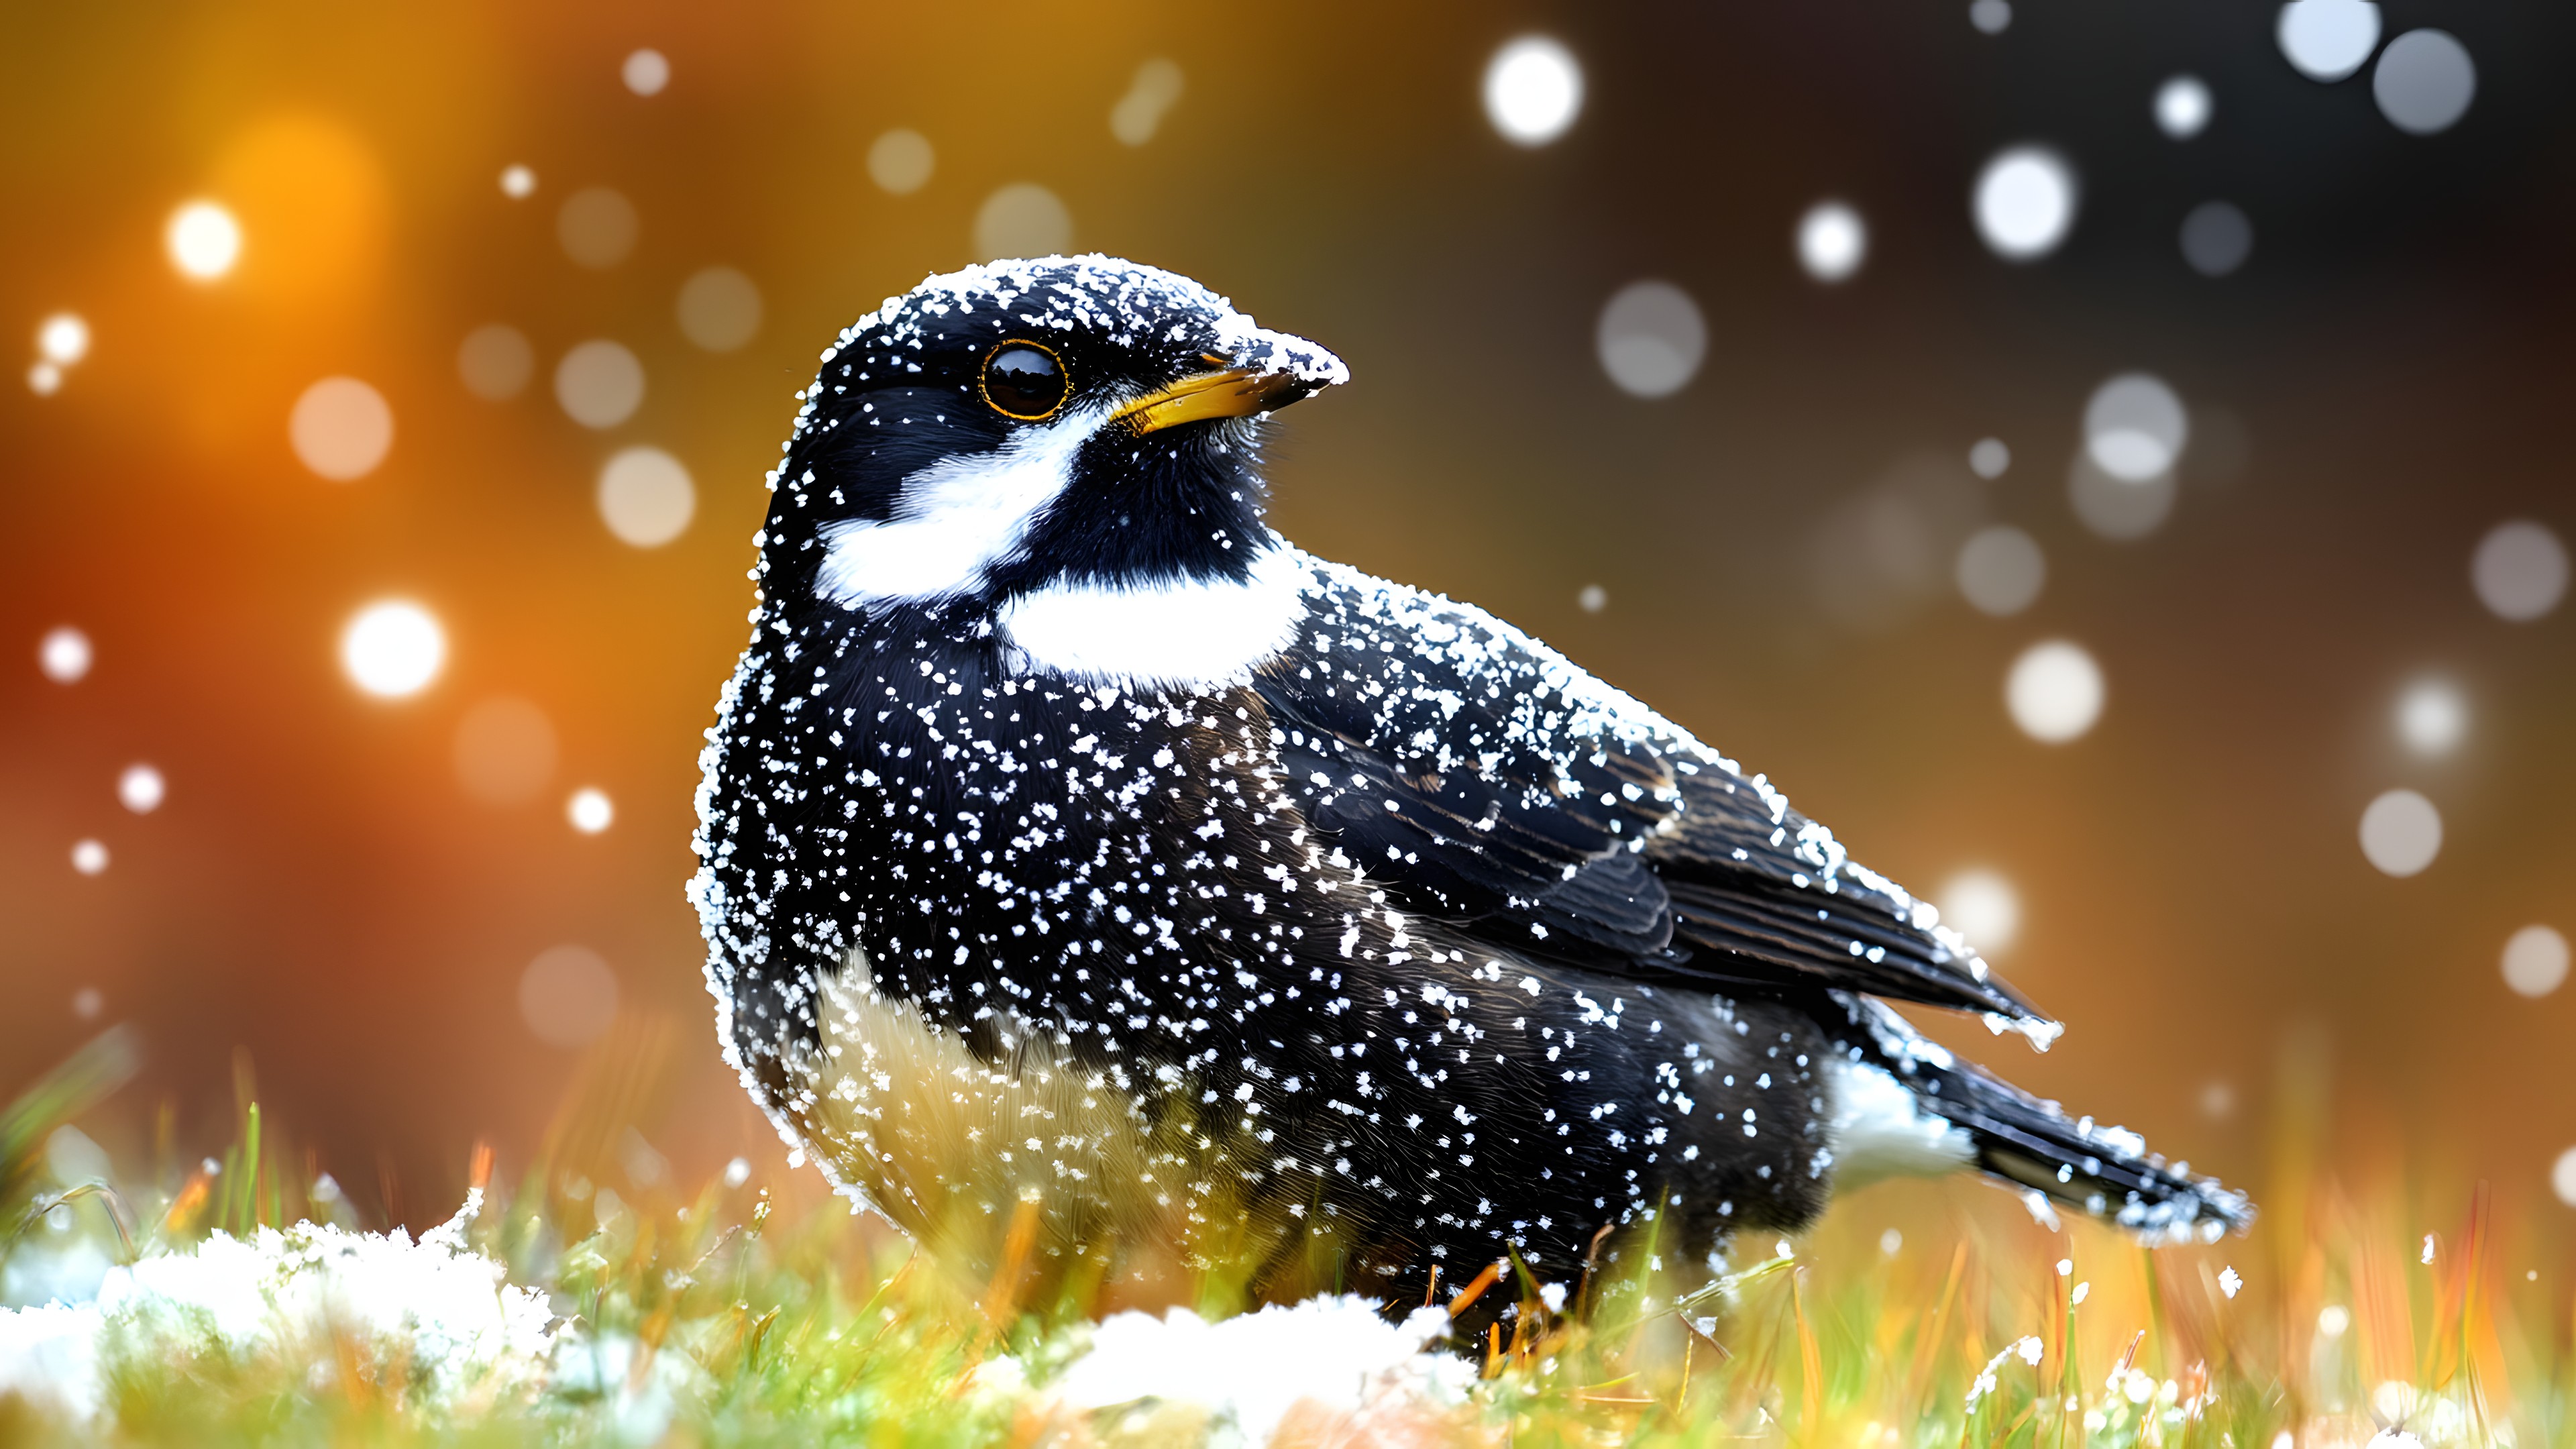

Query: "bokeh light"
<box><xmin>26</xmin><ymin>362</ymin><xmax>61</xmax><ymax>396</ymax></box>
<box><xmin>453</xmin><ymin>697</ymin><xmax>559</xmax><ymax>808</ymax></box>
<box><xmin>567</xmin><ymin>788</ymin><xmax>615</xmax><ymax>834</ymax></box>
<box><xmin>1968</xmin><ymin>0</ymin><xmax>2011</xmax><ymax>36</ymax></box>
<box><xmin>555</xmin><ymin>341</ymin><xmax>645</xmax><ymax>429</ymax></box>
<box><xmin>2155</xmin><ymin>75</ymin><xmax>2212</xmax><ymax>139</ymax></box>
<box><xmin>676</xmin><ymin>267</ymin><xmax>763</xmax><ymax>352</ymax></box>
<box><xmin>1955</xmin><ymin>525</ymin><xmax>2045</xmax><ymax>616</ymax></box>
<box><xmin>68</xmin><ymin>841</ymin><xmax>107</xmax><ymax>877</ymax></box>
<box><xmin>2471</xmin><ymin>521</ymin><xmax>2568</xmax><ymax>621</ymax></box>
<box><xmin>340</xmin><ymin>600</ymin><xmax>445</xmax><ymax>699</ymax></box>
<box><xmin>2358</xmin><ymin>788</ymin><xmax>2442</xmax><ymax>877</ymax></box>
<box><xmin>2180</xmin><ymin>201</ymin><xmax>2254</xmax><ymax>277</ymax></box>
<box><xmin>2202</xmin><ymin>1082</ymin><xmax>2238</xmax><ymax>1119</ymax></box>
<box><xmin>2555</xmin><ymin>1148</ymin><xmax>2576</xmax><ymax>1210</ymax></box>
<box><xmin>1596</xmin><ymin>281</ymin><xmax>1705</xmax><ymax>398</ymax></box>
<box><xmin>164</xmin><ymin>201</ymin><xmax>241</xmax><ymax>280</ymax></box>
<box><xmin>621</xmin><ymin>48</ymin><xmax>669</xmax><ymax>97</ymax></box>
<box><xmin>519</xmin><ymin>945</ymin><xmax>619</xmax><ymax>1049</ymax></box>
<box><xmin>117</xmin><ymin>764</ymin><xmax>165</xmax><ymax>814</ymax></box>
<box><xmin>1968</xmin><ymin>437</ymin><xmax>2010</xmax><ymax>479</ymax></box>
<box><xmin>498</xmin><ymin>164</ymin><xmax>536</xmax><ymax>199</ymax></box>
<box><xmin>973</xmin><ymin>183</ymin><xmax>1072</xmax><ymax>260</ymax></box>
<box><xmin>2394</xmin><ymin>679</ymin><xmax>2465</xmax><ymax>756</ymax></box>
<box><xmin>2501</xmin><ymin>925</ymin><xmax>2569</xmax><ymax>1000</ymax></box>
<box><xmin>2277</xmin><ymin>0</ymin><xmax>2382</xmax><ymax>83</ymax></box>
<box><xmin>557</xmin><ymin>187</ymin><xmax>639</xmax><ymax>270</ymax></box>
<box><xmin>867</xmin><ymin>129</ymin><xmax>934</xmax><ymax>195</ymax></box>
<box><xmin>1576</xmin><ymin>584</ymin><xmax>1607</xmax><ymax>614</ymax></box>
<box><xmin>2372</xmin><ymin>30</ymin><xmax>2475</xmax><ymax>136</ymax></box>
<box><xmin>1482</xmin><ymin>36</ymin><xmax>1582</xmax><ymax>147</ymax></box>
<box><xmin>38</xmin><ymin>627</ymin><xmax>91</xmax><ymax>684</ymax></box>
<box><xmin>1936</xmin><ymin>868</ymin><xmax>2021</xmax><ymax>957</ymax></box>
<box><xmin>457</xmin><ymin>324</ymin><xmax>535</xmax><ymax>401</ymax></box>
<box><xmin>1110</xmin><ymin>59</ymin><xmax>1185</xmax><ymax>146</ymax></box>
<box><xmin>598</xmin><ymin>446</ymin><xmax>696</xmax><ymax>547</ymax></box>
<box><xmin>1796</xmin><ymin>201</ymin><xmax>1867</xmax><ymax>283</ymax></box>
<box><xmin>2069</xmin><ymin>450</ymin><xmax>2176</xmax><ymax>541</ymax></box>
<box><xmin>1973</xmin><ymin>146</ymin><xmax>2076</xmax><ymax>262</ymax></box>
<box><xmin>2083</xmin><ymin>372</ymin><xmax>2189</xmax><ymax>480</ymax></box>
<box><xmin>36</xmin><ymin>313</ymin><xmax>89</xmax><ymax>366</ymax></box>
<box><xmin>2006</xmin><ymin>640</ymin><xmax>2104</xmax><ymax>743</ymax></box>
<box><xmin>288</xmin><ymin>376</ymin><xmax>394</xmax><ymax>481</ymax></box>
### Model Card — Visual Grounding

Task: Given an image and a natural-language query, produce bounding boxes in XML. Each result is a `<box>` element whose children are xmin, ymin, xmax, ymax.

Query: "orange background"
<box><xmin>2</xmin><ymin>3</ymin><xmax>2570</xmax><ymax>1248</ymax></box>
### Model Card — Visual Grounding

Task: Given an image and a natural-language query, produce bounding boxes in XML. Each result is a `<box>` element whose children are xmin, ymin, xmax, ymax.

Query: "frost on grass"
<box><xmin>1038</xmin><ymin>1295</ymin><xmax>1476</xmax><ymax>1443</ymax></box>
<box><xmin>0</xmin><ymin>1190</ymin><xmax>555</xmax><ymax>1422</ymax></box>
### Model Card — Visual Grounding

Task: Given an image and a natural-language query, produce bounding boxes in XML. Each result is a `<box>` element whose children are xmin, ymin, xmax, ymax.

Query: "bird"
<box><xmin>689</xmin><ymin>254</ymin><xmax>2250</xmax><ymax>1326</ymax></box>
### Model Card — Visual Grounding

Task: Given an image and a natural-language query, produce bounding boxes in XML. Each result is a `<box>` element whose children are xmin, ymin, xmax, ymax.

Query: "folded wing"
<box><xmin>1252</xmin><ymin>555</ymin><xmax>2049</xmax><ymax>1028</ymax></box>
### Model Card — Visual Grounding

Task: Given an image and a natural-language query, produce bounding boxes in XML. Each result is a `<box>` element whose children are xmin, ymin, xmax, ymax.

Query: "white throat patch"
<box><xmin>997</xmin><ymin>543</ymin><xmax>1309</xmax><ymax>693</ymax></box>
<box><xmin>814</xmin><ymin>407</ymin><xmax>1102</xmax><ymax>607</ymax></box>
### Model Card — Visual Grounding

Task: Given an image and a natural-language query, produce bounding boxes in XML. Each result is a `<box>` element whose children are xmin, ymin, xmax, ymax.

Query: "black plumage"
<box><xmin>690</xmin><ymin>256</ymin><xmax>2249</xmax><ymax>1318</ymax></box>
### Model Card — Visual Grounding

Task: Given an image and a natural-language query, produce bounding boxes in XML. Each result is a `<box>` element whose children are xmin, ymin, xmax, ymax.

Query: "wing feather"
<box><xmin>1252</xmin><ymin>553</ymin><xmax>2048</xmax><ymax>1028</ymax></box>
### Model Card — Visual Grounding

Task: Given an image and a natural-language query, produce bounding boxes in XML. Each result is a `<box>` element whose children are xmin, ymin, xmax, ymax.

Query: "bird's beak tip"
<box><xmin>1113</xmin><ymin>328</ymin><xmax>1347</xmax><ymax>435</ymax></box>
<box><xmin>1224</xmin><ymin>327</ymin><xmax>1348</xmax><ymax>394</ymax></box>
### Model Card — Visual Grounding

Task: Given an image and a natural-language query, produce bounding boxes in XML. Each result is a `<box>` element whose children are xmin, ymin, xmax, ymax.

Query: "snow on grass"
<box><xmin>1</xmin><ymin>1189</ymin><xmax>1483</xmax><ymax>1444</ymax></box>
<box><xmin>0</xmin><ymin>1189</ymin><xmax>555</xmax><ymax>1421</ymax></box>
<box><xmin>1040</xmin><ymin>1295</ymin><xmax>1475</xmax><ymax>1442</ymax></box>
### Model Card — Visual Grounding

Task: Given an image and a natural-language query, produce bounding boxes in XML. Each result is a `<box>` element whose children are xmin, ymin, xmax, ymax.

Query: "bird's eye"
<box><xmin>980</xmin><ymin>341</ymin><xmax>1068</xmax><ymax>421</ymax></box>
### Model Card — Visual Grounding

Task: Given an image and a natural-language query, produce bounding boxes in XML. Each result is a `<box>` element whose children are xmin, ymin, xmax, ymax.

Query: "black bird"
<box><xmin>690</xmin><ymin>256</ymin><xmax>2249</xmax><ymax>1318</ymax></box>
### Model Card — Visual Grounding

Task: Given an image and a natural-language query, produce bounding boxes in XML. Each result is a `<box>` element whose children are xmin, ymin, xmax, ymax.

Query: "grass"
<box><xmin>2</xmin><ymin>1024</ymin><xmax>2563</xmax><ymax>1447</ymax></box>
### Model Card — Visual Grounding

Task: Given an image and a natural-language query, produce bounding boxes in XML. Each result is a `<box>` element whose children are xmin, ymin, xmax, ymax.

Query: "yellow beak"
<box><xmin>1110</xmin><ymin>366</ymin><xmax>1314</xmax><ymax>435</ymax></box>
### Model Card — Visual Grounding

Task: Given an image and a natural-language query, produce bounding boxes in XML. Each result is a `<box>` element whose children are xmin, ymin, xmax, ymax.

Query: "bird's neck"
<box><xmin>990</xmin><ymin>535</ymin><xmax>1307</xmax><ymax>693</ymax></box>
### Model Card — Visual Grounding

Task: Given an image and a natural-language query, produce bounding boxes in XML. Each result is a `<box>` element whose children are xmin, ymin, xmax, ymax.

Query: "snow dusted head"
<box><xmin>760</xmin><ymin>256</ymin><xmax>1346</xmax><ymax>614</ymax></box>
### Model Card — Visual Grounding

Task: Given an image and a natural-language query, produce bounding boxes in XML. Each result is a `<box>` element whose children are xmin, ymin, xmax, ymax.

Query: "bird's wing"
<box><xmin>1251</xmin><ymin>554</ymin><xmax>2049</xmax><ymax>1029</ymax></box>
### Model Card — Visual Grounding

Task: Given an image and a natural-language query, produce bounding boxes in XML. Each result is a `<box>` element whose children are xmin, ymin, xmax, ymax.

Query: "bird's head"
<box><xmin>758</xmin><ymin>255</ymin><xmax>1346</xmax><ymax>617</ymax></box>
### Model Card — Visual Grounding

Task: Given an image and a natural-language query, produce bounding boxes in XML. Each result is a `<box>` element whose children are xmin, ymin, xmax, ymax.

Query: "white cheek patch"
<box><xmin>815</xmin><ymin>407</ymin><xmax>1102</xmax><ymax>607</ymax></box>
<box><xmin>997</xmin><ymin>543</ymin><xmax>1309</xmax><ymax>693</ymax></box>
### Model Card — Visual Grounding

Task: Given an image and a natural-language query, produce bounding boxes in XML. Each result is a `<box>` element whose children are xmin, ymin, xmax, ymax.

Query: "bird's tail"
<box><xmin>1830</xmin><ymin>993</ymin><xmax>2254</xmax><ymax>1242</ymax></box>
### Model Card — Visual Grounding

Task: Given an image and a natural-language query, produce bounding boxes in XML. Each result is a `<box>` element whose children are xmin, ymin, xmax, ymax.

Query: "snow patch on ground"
<box><xmin>5</xmin><ymin>1199</ymin><xmax>1479</xmax><ymax>1443</ymax></box>
<box><xmin>0</xmin><ymin>1190</ymin><xmax>555</xmax><ymax>1421</ymax></box>
<box><xmin>1041</xmin><ymin>1295</ymin><xmax>1476</xmax><ymax>1443</ymax></box>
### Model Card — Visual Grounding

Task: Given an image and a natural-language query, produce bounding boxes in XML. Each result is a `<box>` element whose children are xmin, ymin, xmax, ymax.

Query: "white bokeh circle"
<box><xmin>598</xmin><ymin>446</ymin><xmax>696</xmax><ymax>547</ymax></box>
<box><xmin>1597</xmin><ymin>281</ymin><xmax>1706</xmax><ymax>399</ymax></box>
<box><xmin>2358</xmin><ymin>788</ymin><xmax>2442</xmax><ymax>877</ymax></box>
<box><xmin>2277</xmin><ymin>0</ymin><xmax>2382</xmax><ymax>83</ymax></box>
<box><xmin>341</xmin><ymin>600</ymin><xmax>446</xmax><ymax>699</ymax></box>
<box><xmin>1974</xmin><ymin>147</ymin><xmax>2078</xmax><ymax>262</ymax></box>
<box><xmin>1797</xmin><ymin>202</ymin><xmax>1867</xmax><ymax>283</ymax></box>
<box><xmin>556</xmin><ymin>341</ymin><xmax>645</xmax><ymax>429</ymax></box>
<box><xmin>1957</xmin><ymin>526</ymin><xmax>2046</xmax><ymax>616</ymax></box>
<box><xmin>2006</xmin><ymin>641</ymin><xmax>2104</xmax><ymax>743</ymax></box>
<box><xmin>290</xmin><ymin>377</ymin><xmax>394</xmax><ymax>481</ymax></box>
<box><xmin>1483</xmin><ymin>36</ymin><xmax>1582</xmax><ymax>146</ymax></box>
<box><xmin>2372</xmin><ymin>29</ymin><xmax>2475</xmax><ymax>135</ymax></box>
<box><xmin>2502</xmin><ymin>925</ymin><xmax>2569</xmax><ymax>999</ymax></box>
<box><xmin>1937</xmin><ymin>868</ymin><xmax>2022</xmax><ymax>957</ymax></box>
<box><xmin>521</xmin><ymin>945</ymin><xmax>619</xmax><ymax>1048</ymax></box>
<box><xmin>2471</xmin><ymin>521</ymin><xmax>2567</xmax><ymax>621</ymax></box>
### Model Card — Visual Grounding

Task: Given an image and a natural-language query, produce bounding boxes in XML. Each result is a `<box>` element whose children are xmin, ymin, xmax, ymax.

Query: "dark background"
<box><xmin>3</xmin><ymin>2</ymin><xmax>2569</xmax><ymax>1248</ymax></box>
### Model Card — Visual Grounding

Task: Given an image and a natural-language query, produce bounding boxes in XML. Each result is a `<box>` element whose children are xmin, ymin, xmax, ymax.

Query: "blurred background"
<box><xmin>2</xmin><ymin>0</ymin><xmax>2569</xmax><ymax>1265</ymax></box>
